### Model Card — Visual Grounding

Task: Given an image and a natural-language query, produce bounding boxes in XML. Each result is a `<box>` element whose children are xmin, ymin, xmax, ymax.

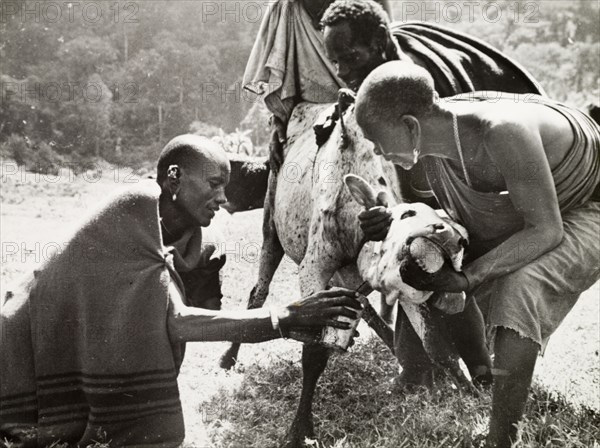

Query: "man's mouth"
<box><xmin>206</xmin><ymin>205</ymin><xmax>220</xmax><ymax>216</ymax></box>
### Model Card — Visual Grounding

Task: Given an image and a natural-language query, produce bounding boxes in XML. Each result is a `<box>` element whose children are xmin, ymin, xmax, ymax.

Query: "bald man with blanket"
<box><xmin>0</xmin><ymin>135</ymin><xmax>362</xmax><ymax>447</ymax></box>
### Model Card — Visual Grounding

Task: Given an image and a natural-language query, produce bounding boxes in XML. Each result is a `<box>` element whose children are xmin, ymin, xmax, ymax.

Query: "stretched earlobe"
<box><xmin>413</xmin><ymin>146</ymin><xmax>421</xmax><ymax>164</ymax></box>
<box><xmin>402</xmin><ymin>115</ymin><xmax>421</xmax><ymax>157</ymax></box>
<box><xmin>166</xmin><ymin>164</ymin><xmax>181</xmax><ymax>202</ymax></box>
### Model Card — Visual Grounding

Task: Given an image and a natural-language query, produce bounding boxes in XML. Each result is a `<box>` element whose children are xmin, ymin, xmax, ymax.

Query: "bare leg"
<box><xmin>283</xmin><ymin>344</ymin><xmax>330</xmax><ymax>448</ymax></box>
<box><xmin>486</xmin><ymin>327</ymin><xmax>539</xmax><ymax>448</ymax></box>
<box><xmin>219</xmin><ymin>173</ymin><xmax>284</xmax><ymax>369</ymax></box>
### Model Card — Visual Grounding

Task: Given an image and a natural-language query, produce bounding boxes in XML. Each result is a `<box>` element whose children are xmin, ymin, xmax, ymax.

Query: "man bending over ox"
<box><xmin>355</xmin><ymin>61</ymin><xmax>600</xmax><ymax>448</ymax></box>
<box><xmin>0</xmin><ymin>134</ymin><xmax>362</xmax><ymax>447</ymax></box>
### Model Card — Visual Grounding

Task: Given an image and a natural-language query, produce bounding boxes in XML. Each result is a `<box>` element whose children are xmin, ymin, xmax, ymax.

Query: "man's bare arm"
<box><xmin>167</xmin><ymin>281</ymin><xmax>279</xmax><ymax>343</ymax></box>
<box><xmin>167</xmin><ymin>282</ymin><xmax>362</xmax><ymax>343</ymax></box>
<box><xmin>462</xmin><ymin>122</ymin><xmax>564</xmax><ymax>288</ymax></box>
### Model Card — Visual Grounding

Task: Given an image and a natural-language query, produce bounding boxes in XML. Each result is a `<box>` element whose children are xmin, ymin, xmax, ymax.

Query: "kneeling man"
<box><xmin>1</xmin><ymin>135</ymin><xmax>362</xmax><ymax>447</ymax></box>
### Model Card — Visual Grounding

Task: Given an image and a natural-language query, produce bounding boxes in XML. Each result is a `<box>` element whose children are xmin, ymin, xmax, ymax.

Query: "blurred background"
<box><xmin>1</xmin><ymin>0</ymin><xmax>598</xmax><ymax>172</ymax></box>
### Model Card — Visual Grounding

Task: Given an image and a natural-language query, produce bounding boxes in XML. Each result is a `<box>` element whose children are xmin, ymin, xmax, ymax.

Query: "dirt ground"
<box><xmin>1</xmin><ymin>166</ymin><xmax>598</xmax><ymax>447</ymax></box>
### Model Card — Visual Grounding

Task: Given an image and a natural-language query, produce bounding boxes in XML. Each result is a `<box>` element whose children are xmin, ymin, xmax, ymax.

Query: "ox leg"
<box><xmin>219</xmin><ymin>173</ymin><xmax>284</xmax><ymax>370</ymax></box>
<box><xmin>420</xmin><ymin>304</ymin><xmax>477</xmax><ymax>393</ymax></box>
<box><xmin>486</xmin><ymin>327</ymin><xmax>538</xmax><ymax>448</ymax></box>
<box><xmin>282</xmin><ymin>260</ymin><xmax>339</xmax><ymax>447</ymax></box>
<box><xmin>445</xmin><ymin>297</ymin><xmax>492</xmax><ymax>386</ymax></box>
<box><xmin>397</xmin><ymin>302</ymin><xmax>474</xmax><ymax>393</ymax></box>
<box><xmin>394</xmin><ymin>303</ymin><xmax>435</xmax><ymax>389</ymax></box>
<box><xmin>283</xmin><ymin>344</ymin><xmax>330</xmax><ymax>448</ymax></box>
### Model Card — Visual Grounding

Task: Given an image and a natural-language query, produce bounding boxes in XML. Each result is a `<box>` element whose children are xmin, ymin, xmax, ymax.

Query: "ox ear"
<box><xmin>344</xmin><ymin>174</ymin><xmax>377</xmax><ymax>209</ymax></box>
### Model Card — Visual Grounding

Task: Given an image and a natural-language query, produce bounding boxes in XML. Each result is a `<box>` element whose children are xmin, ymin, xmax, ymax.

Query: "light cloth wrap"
<box><xmin>425</xmin><ymin>94</ymin><xmax>600</xmax><ymax>346</ymax></box>
<box><xmin>1</xmin><ymin>181</ymin><xmax>186</xmax><ymax>447</ymax></box>
<box><xmin>242</xmin><ymin>0</ymin><xmax>344</xmax><ymax>122</ymax></box>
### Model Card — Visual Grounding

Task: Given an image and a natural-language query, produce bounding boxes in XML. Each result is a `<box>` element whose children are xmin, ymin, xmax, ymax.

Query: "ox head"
<box><xmin>345</xmin><ymin>174</ymin><xmax>468</xmax><ymax>306</ymax></box>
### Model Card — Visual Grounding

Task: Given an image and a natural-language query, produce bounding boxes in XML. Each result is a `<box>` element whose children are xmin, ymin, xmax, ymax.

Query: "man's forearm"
<box><xmin>168</xmin><ymin>306</ymin><xmax>280</xmax><ymax>344</ymax></box>
<box><xmin>463</xmin><ymin>226</ymin><xmax>562</xmax><ymax>289</ymax></box>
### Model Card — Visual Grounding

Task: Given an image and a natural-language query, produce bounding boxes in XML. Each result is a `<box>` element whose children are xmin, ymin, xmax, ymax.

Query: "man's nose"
<box><xmin>215</xmin><ymin>187</ymin><xmax>227</xmax><ymax>204</ymax></box>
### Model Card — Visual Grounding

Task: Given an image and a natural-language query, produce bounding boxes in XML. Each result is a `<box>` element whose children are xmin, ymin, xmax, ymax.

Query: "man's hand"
<box><xmin>269</xmin><ymin>115</ymin><xmax>287</xmax><ymax>173</ymax></box>
<box><xmin>358</xmin><ymin>206</ymin><xmax>393</xmax><ymax>241</ymax></box>
<box><xmin>400</xmin><ymin>258</ymin><xmax>469</xmax><ymax>293</ymax></box>
<box><xmin>279</xmin><ymin>287</ymin><xmax>362</xmax><ymax>335</ymax></box>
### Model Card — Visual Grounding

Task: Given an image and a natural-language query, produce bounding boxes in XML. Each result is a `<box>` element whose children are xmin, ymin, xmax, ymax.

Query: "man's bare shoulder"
<box><xmin>475</xmin><ymin>100</ymin><xmax>573</xmax><ymax>168</ymax></box>
<box><xmin>472</xmin><ymin>100</ymin><xmax>539</xmax><ymax>130</ymax></box>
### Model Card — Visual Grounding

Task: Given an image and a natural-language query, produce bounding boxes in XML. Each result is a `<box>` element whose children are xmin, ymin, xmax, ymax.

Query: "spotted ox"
<box><xmin>220</xmin><ymin>96</ymin><xmax>480</xmax><ymax>447</ymax></box>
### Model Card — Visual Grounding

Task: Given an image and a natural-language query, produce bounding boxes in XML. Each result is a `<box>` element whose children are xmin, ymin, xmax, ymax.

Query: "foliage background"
<box><xmin>0</xmin><ymin>0</ymin><xmax>598</xmax><ymax>169</ymax></box>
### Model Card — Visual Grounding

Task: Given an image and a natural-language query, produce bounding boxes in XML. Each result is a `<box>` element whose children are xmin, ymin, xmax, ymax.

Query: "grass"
<box><xmin>201</xmin><ymin>335</ymin><xmax>600</xmax><ymax>448</ymax></box>
<box><xmin>1</xmin><ymin>162</ymin><xmax>598</xmax><ymax>448</ymax></box>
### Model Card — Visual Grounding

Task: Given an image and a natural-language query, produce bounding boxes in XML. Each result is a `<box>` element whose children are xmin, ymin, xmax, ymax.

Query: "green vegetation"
<box><xmin>1</xmin><ymin>1</ymin><xmax>261</xmax><ymax>169</ymax></box>
<box><xmin>1</xmin><ymin>1</ymin><xmax>598</xmax><ymax>172</ymax></box>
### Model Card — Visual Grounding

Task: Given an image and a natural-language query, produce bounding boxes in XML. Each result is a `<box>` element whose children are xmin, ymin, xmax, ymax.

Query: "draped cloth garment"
<box><xmin>242</xmin><ymin>0</ymin><xmax>343</xmax><ymax>122</ymax></box>
<box><xmin>0</xmin><ymin>181</ymin><xmax>225</xmax><ymax>447</ymax></box>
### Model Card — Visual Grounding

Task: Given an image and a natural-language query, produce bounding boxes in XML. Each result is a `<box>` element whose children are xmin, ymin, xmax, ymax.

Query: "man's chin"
<box><xmin>189</xmin><ymin>213</ymin><xmax>212</xmax><ymax>228</ymax></box>
<box><xmin>200</xmin><ymin>209</ymin><xmax>217</xmax><ymax>227</ymax></box>
<box><xmin>199</xmin><ymin>217</ymin><xmax>212</xmax><ymax>227</ymax></box>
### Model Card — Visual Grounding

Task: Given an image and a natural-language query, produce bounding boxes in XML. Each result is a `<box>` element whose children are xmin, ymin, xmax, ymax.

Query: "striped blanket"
<box><xmin>1</xmin><ymin>181</ymin><xmax>185</xmax><ymax>447</ymax></box>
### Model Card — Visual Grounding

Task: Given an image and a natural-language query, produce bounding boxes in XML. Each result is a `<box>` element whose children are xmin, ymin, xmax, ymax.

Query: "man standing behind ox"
<box><xmin>355</xmin><ymin>61</ymin><xmax>600</xmax><ymax>448</ymax></box>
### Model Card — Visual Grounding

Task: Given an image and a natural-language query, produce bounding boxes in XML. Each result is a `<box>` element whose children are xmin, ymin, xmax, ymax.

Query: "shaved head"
<box><xmin>157</xmin><ymin>134</ymin><xmax>230</xmax><ymax>229</ymax></box>
<box><xmin>355</xmin><ymin>61</ymin><xmax>436</xmax><ymax>128</ymax></box>
<box><xmin>157</xmin><ymin>134</ymin><xmax>228</xmax><ymax>184</ymax></box>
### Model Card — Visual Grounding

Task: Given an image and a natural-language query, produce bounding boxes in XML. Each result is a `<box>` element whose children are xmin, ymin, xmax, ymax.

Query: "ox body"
<box><xmin>221</xmin><ymin>99</ymin><xmax>482</xmax><ymax>447</ymax></box>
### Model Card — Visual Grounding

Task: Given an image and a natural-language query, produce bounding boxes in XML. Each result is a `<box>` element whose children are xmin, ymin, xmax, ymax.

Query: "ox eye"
<box><xmin>400</xmin><ymin>210</ymin><xmax>416</xmax><ymax>219</ymax></box>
